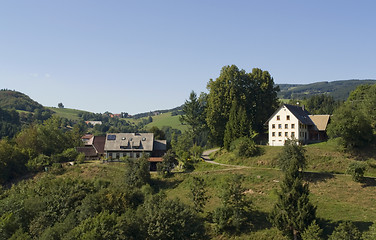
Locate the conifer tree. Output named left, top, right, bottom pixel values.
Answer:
left=270, top=142, right=316, bottom=240
left=223, top=101, right=249, bottom=150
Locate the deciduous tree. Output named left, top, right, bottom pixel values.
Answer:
left=206, top=65, right=279, bottom=146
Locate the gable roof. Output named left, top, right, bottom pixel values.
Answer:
left=104, top=133, right=154, bottom=152
left=265, top=104, right=314, bottom=125
left=308, top=115, right=331, bottom=131
left=93, top=136, right=106, bottom=154
left=284, top=104, right=315, bottom=125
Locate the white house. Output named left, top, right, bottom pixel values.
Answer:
left=266, top=104, right=330, bottom=146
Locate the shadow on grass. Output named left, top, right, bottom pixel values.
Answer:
left=252, top=210, right=273, bottom=231
left=361, top=177, right=376, bottom=188
left=303, top=172, right=335, bottom=184
left=318, top=218, right=374, bottom=239
left=150, top=177, right=184, bottom=193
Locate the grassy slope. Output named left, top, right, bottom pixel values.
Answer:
left=212, top=140, right=376, bottom=177
left=127, top=112, right=188, bottom=132
left=55, top=157, right=375, bottom=239
left=47, top=107, right=89, bottom=121
left=146, top=112, right=188, bottom=131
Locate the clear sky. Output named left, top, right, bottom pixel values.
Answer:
left=1, top=0, right=375, bottom=114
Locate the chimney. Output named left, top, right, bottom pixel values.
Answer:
left=302, top=105, right=305, bottom=111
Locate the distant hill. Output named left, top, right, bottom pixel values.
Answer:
left=0, top=89, right=46, bottom=112
left=277, top=79, right=376, bottom=100
left=131, top=105, right=183, bottom=119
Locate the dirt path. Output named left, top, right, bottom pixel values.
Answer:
left=201, top=148, right=248, bottom=169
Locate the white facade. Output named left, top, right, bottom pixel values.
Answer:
left=268, top=105, right=309, bottom=146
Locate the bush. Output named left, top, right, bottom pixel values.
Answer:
left=230, top=137, right=260, bottom=158
left=301, top=220, right=323, bottom=240
left=27, top=154, right=52, bottom=171
left=328, top=221, right=362, bottom=240
left=140, top=194, right=205, bottom=239
left=347, top=162, right=367, bottom=182
left=76, top=153, right=85, bottom=164
left=50, top=163, right=64, bottom=175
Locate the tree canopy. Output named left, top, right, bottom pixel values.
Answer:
left=206, top=65, right=279, bottom=146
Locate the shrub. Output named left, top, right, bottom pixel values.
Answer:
left=301, top=220, right=323, bottom=240
left=76, top=153, right=85, bottom=164
left=328, top=221, right=362, bottom=240
left=27, top=154, right=52, bottom=171
left=347, top=162, right=367, bottom=182
left=50, top=163, right=64, bottom=175
left=230, top=137, right=259, bottom=158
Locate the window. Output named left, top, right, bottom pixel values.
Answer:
left=278, top=124, right=282, bottom=129
left=291, top=124, right=295, bottom=129
left=272, top=124, right=275, bottom=129
left=277, top=115, right=280, bottom=120
left=286, top=115, right=290, bottom=120
left=285, top=132, right=288, bottom=137
left=291, top=132, right=295, bottom=137
left=278, top=132, right=282, bottom=137
left=285, top=124, right=288, bottom=129
left=272, top=132, right=275, bottom=137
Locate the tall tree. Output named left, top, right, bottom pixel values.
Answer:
left=206, top=65, right=279, bottom=146
left=180, top=91, right=207, bottom=145
left=270, top=142, right=316, bottom=240
left=223, top=101, right=249, bottom=150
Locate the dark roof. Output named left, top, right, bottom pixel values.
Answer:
left=153, top=140, right=167, bottom=151
left=76, top=146, right=97, bottom=157
left=93, top=136, right=105, bottom=154
left=284, top=104, right=315, bottom=125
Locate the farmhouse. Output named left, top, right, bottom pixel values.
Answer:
left=267, top=104, right=330, bottom=146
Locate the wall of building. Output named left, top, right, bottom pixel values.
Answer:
left=269, top=106, right=300, bottom=146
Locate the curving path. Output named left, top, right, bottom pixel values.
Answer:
left=201, top=148, right=245, bottom=168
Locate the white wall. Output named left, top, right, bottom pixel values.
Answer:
left=268, top=106, right=299, bottom=146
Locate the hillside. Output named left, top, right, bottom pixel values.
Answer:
left=277, top=79, right=376, bottom=100
left=144, top=112, right=188, bottom=132
left=0, top=89, right=46, bottom=112
left=1, top=142, right=375, bottom=239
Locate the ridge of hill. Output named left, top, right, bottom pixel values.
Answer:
left=0, top=89, right=46, bottom=112
left=277, top=79, right=376, bottom=100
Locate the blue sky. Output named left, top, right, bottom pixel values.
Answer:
left=1, top=0, right=375, bottom=114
